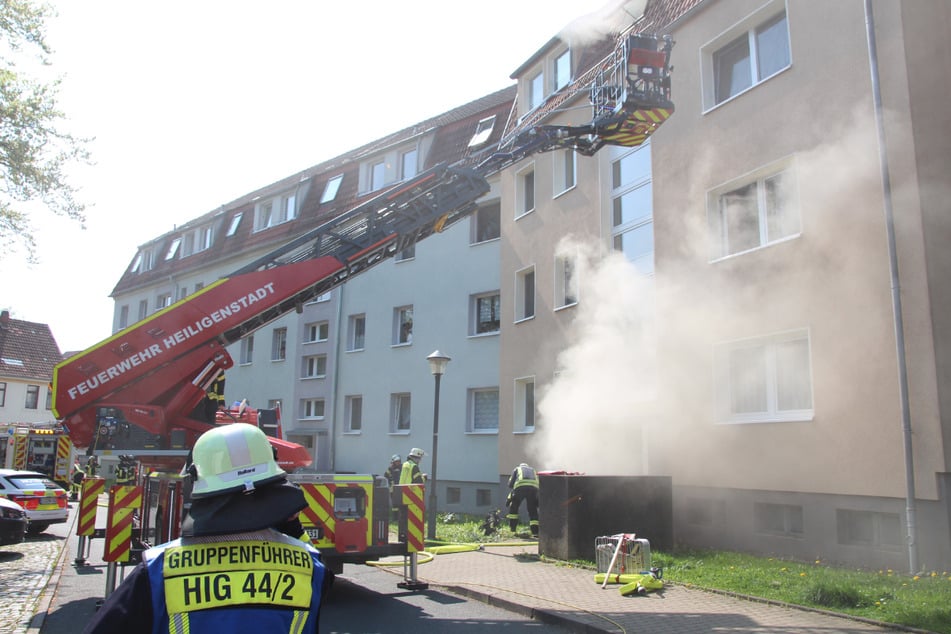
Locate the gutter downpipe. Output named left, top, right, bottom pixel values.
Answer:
left=864, top=0, right=919, bottom=574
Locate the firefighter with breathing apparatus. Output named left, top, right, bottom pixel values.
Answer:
left=506, top=462, right=540, bottom=537
left=400, top=448, right=426, bottom=485
left=82, top=423, right=332, bottom=634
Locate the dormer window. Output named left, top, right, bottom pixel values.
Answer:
left=165, top=238, right=181, bottom=260
left=468, top=116, right=497, bottom=148
left=254, top=191, right=298, bottom=232
left=528, top=71, right=544, bottom=110
left=131, top=248, right=154, bottom=274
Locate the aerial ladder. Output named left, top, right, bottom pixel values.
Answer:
left=50, top=31, right=674, bottom=473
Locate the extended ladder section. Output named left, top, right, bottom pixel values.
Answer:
left=51, top=29, right=675, bottom=467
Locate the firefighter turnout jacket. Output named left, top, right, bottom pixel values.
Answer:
left=82, top=528, right=330, bottom=634
left=399, top=459, right=423, bottom=485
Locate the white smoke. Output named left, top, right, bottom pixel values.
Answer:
left=558, top=0, right=649, bottom=48
left=529, top=237, right=655, bottom=474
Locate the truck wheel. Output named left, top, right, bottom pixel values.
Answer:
left=27, top=522, right=50, bottom=535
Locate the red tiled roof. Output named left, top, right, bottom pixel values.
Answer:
left=0, top=311, right=63, bottom=381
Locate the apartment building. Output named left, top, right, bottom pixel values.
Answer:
left=502, top=0, right=951, bottom=570
left=109, top=89, right=515, bottom=510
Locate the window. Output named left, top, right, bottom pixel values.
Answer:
left=476, top=489, right=492, bottom=507
left=255, top=199, right=274, bottom=232
left=390, top=393, right=411, bottom=432
left=302, top=354, right=327, bottom=378
left=837, top=509, right=902, bottom=548
left=554, top=149, right=576, bottom=195
left=348, top=314, right=366, bottom=351
left=165, top=238, right=181, bottom=260
left=0, top=382, right=6, bottom=407
left=471, top=292, right=501, bottom=335
left=370, top=160, right=386, bottom=192
left=468, top=388, right=499, bottom=432
left=715, top=329, right=813, bottom=424
left=281, top=194, right=297, bottom=223
left=131, top=248, right=154, bottom=274
left=401, top=149, right=418, bottom=180
left=471, top=201, right=500, bottom=243
left=119, top=305, right=129, bottom=329
left=554, top=48, right=571, bottom=91
left=271, top=327, right=287, bottom=361
left=516, top=166, right=535, bottom=217
left=138, top=300, right=148, bottom=321
left=710, top=165, right=800, bottom=259
left=515, top=267, right=535, bottom=321
left=254, top=193, right=296, bottom=231
left=528, top=71, right=543, bottom=110
left=226, top=213, right=243, bottom=236
left=178, top=287, right=187, bottom=301
left=611, top=143, right=654, bottom=275
left=25, top=384, right=39, bottom=409
left=239, top=336, right=254, bottom=364
left=705, top=7, right=790, bottom=108
left=156, top=293, right=172, bottom=311
left=468, top=115, right=496, bottom=148
left=447, top=487, right=461, bottom=504
left=306, top=321, right=329, bottom=343
left=393, top=306, right=413, bottom=345
left=755, top=502, right=803, bottom=537
left=301, top=398, right=325, bottom=419
left=45, top=388, right=52, bottom=410
left=345, top=396, right=363, bottom=432
left=514, top=377, right=535, bottom=431
left=554, top=254, right=578, bottom=308
left=197, top=225, right=213, bottom=251
left=320, top=175, right=343, bottom=203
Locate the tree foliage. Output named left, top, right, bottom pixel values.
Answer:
left=0, top=0, right=90, bottom=262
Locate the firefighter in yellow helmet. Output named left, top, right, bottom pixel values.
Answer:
left=506, top=462, right=540, bottom=537
left=400, top=447, right=426, bottom=485
left=82, top=424, right=332, bottom=634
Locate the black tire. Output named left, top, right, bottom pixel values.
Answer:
left=27, top=522, right=50, bottom=535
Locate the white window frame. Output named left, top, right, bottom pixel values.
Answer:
left=527, top=70, right=544, bottom=111
left=369, top=160, right=386, bottom=192
left=468, top=115, right=497, bottom=148
left=714, top=328, right=814, bottom=424
left=400, top=148, right=418, bottom=180
left=708, top=159, right=800, bottom=261
left=165, top=238, right=181, bottom=260
left=514, top=376, right=536, bottom=432
left=306, top=321, right=329, bottom=344
left=239, top=336, right=254, bottom=365
left=226, top=212, right=243, bottom=236
left=25, top=384, right=39, bottom=410
left=611, top=143, right=654, bottom=275
left=701, top=2, right=791, bottom=110
left=553, top=149, right=576, bottom=196
left=156, top=293, right=173, bottom=311
left=320, top=175, right=343, bottom=203
left=515, top=266, right=535, bottom=322
left=470, top=291, right=501, bottom=336
left=271, top=327, right=287, bottom=362
left=301, top=398, right=325, bottom=420
left=302, top=354, right=327, bottom=379
left=348, top=314, right=366, bottom=351
left=554, top=47, right=571, bottom=91
left=554, top=253, right=578, bottom=309
left=344, top=395, right=363, bottom=433
left=515, top=163, right=535, bottom=218
left=471, top=201, right=500, bottom=244
left=390, top=393, right=412, bottom=433
left=393, top=306, right=413, bottom=346
left=467, top=387, right=499, bottom=433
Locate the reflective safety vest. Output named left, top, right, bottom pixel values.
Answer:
left=145, top=529, right=328, bottom=634
left=400, top=460, right=423, bottom=485
left=512, top=465, right=539, bottom=489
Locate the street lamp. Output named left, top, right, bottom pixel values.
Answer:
left=426, top=350, right=451, bottom=540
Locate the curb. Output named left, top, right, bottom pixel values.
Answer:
left=25, top=503, right=79, bottom=634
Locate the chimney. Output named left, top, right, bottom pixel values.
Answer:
left=0, top=310, right=9, bottom=324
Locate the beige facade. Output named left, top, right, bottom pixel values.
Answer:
left=500, top=0, right=951, bottom=570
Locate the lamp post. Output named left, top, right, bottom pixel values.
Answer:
left=426, top=350, right=450, bottom=540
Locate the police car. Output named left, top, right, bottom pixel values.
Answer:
left=0, top=469, right=69, bottom=534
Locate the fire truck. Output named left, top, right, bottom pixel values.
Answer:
left=50, top=31, right=674, bottom=572
left=0, top=421, right=76, bottom=490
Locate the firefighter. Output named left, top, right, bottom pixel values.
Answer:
left=386, top=454, right=402, bottom=519
left=400, top=447, right=426, bottom=485
left=82, top=423, right=332, bottom=634
left=506, top=462, right=540, bottom=538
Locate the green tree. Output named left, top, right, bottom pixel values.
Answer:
left=1, top=0, right=90, bottom=262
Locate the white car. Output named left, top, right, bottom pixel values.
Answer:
left=0, top=469, right=69, bottom=534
